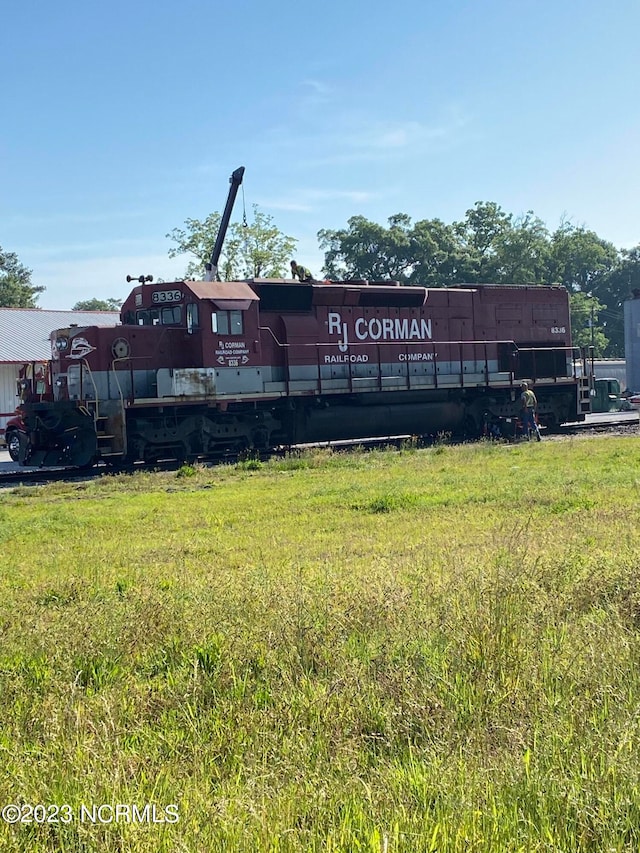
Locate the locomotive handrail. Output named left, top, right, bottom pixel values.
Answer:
left=259, top=328, right=524, bottom=353
left=109, top=358, right=129, bottom=458
left=258, top=327, right=585, bottom=393
left=260, top=324, right=292, bottom=395
left=258, top=325, right=286, bottom=346
left=79, top=358, right=100, bottom=415
left=104, top=352, right=160, bottom=406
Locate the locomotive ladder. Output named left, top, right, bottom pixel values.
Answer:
left=79, top=358, right=127, bottom=459
left=577, top=347, right=594, bottom=416
left=94, top=416, right=119, bottom=455
left=578, top=376, right=592, bottom=415
left=81, top=404, right=121, bottom=458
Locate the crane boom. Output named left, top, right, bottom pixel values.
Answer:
left=204, top=166, right=245, bottom=282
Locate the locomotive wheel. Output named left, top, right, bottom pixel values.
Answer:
left=462, top=414, right=480, bottom=438
left=65, top=428, right=98, bottom=469
left=6, top=429, right=21, bottom=462
left=543, top=414, right=561, bottom=434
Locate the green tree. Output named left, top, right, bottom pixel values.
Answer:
left=453, top=202, right=512, bottom=282
left=590, top=244, right=640, bottom=356
left=493, top=212, right=550, bottom=284
left=167, top=206, right=296, bottom=281
left=547, top=223, right=623, bottom=356
left=569, top=292, right=609, bottom=355
left=452, top=205, right=552, bottom=284
left=319, top=204, right=550, bottom=287
left=0, top=246, right=44, bottom=307
left=547, top=223, right=618, bottom=293
left=73, top=298, right=122, bottom=311
left=408, top=217, right=471, bottom=285
left=318, top=214, right=415, bottom=282
left=316, top=204, right=630, bottom=355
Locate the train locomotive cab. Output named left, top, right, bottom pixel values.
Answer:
left=119, top=278, right=263, bottom=398
left=32, top=279, right=267, bottom=466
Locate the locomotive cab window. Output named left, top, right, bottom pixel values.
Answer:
left=161, top=306, right=181, bottom=325
left=186, top=303, right=199, bottom=334
left=213, top=309, right=244, bottom=335
left=136, top=307, right=182, bottom=326
left=137, top=308, right=160, bottom=326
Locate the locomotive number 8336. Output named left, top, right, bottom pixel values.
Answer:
left=15, top=275, right=593, bottom=468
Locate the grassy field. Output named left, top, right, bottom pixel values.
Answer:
left=1, top=435, right=640, bottom=852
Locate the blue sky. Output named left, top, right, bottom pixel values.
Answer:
left=3, top=0, right=639, bottom=309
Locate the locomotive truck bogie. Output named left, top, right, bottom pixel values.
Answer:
left=17, top=278, right=592, bottom=467
left=125, top=405, right=283, bottom=463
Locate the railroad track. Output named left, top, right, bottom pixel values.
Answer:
left=0, top=459, right=181, bottom=489
left=1, top=414, right=638, bottom=488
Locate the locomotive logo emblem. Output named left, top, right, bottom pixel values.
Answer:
left=325, top=311, right=436, bottom=363
left=215, top=340, right=251, bottom=367
left=327, top=311, right=432, bottom=351
left=68, top=337, right=97, bottom=359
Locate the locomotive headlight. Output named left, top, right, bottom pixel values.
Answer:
left=55, top=337, right=69, bottom=352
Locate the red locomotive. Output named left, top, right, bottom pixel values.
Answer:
left=15, top=169, right=593, bottom=468
left=15, top=276, right=592, bottom=467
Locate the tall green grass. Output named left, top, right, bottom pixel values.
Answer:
left=1, top=436, right=640, bottom=851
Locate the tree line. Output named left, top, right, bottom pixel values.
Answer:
left=2, top=201, right=639, bottom=357
left=318, top=204, right=640, bottom=357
